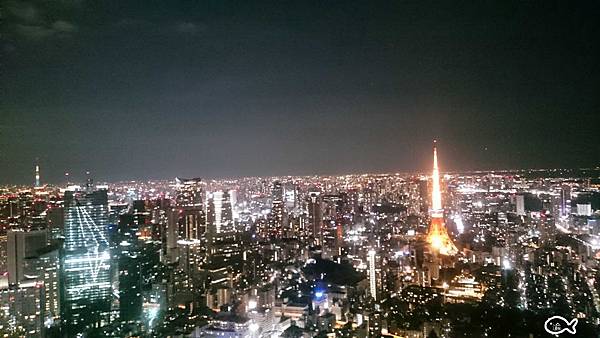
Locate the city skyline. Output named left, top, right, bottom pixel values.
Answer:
left=1, top=2, right=600, bottom=337
left=7, top=154, right=600, bottom=187
left=2, top=1, right=599, bottom=184
left=2, top=138, right=600, bottom=337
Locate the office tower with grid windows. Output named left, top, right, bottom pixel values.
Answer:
left=61, top=185, right=113, bottom=335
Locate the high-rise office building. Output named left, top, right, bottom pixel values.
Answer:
left=368, top=250, right=377, bottom=301
left=165, top=207, right=180, bottom=264
left=537, top=214, right=556, bottom=246
left=175, top=177, right=204, bottom=208
left=7, top=229, right=48, bottom=285
left=516, top=194, right=526, bottom=216
left=180, top=208, right=205, bottom=241
left=7, top=191, right=46, bottom=230
left=61, top=186, right=113, bottom=335
left=207, top=191, right=233, bottom=236
left=117, top=213, right=143, bottom=322
left=418, top=179, right=429, bottom=213
left=22, top=244, right=61, bottom=323
left=560, top=184, right=571, bottom=218
left=0, top=278, right=45, bottom=337
left=175, top=178, right=205, bottom=241
left=307, top=192, right=322, bottom=246
left=0, top=233, right=7, bottom=274
left=46, top=206, right=65, bottom=239
left=7, top=229, right=61, bottom=324
left=271, top=181, right=284, bottom=237
left=284, top=183, right=297, bottom=209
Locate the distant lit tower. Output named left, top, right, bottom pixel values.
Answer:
left=35, top=164, right=40, bottom=187
left=61, top=185, right=113, bottom=335
left=425, top=142, right=458, bottom=255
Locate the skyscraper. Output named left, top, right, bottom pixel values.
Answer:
left=117, top=213, right=143, bottom=322
left=425, top=143, right=458, bottom=256
left=7, top=229, right=48, bottom=285
left=30, top=246, right=61, bottom=324
left=6, top=228, right=61, bottom=326
left=307, top=191, right=323, bottom=246
left=164, top=178, right=206, bottom=270
left=271, top=181, right=284, bottom=237
left=61, top=186, right=113, bottom=335
left=0, top=279, right=45, bottom=337
left=559, top=184, right=571, bottom=218
left=165, top=207, right=180, bottom=264
left=174, top=178, right=206, bottom=240
left=207, top=191, right=233, bottom=236
left=175, top=177, right=204, bottom=208
left=516, top=194, right=526, bottom=216
left=368, top=249, right=377, bottom=301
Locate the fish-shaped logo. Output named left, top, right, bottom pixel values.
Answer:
left=544, top=316, right=578, bottom=336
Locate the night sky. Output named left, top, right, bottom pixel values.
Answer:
left=1, top=1, right=599, bottom=184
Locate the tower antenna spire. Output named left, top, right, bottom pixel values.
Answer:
left=426, top=141, right=458, bottom=255
left=34, top=160, right=40, bottom=188
left=431, top=141, right=442, bottom=213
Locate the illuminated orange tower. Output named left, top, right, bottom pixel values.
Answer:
left=426, top=142, right=458, bottom=255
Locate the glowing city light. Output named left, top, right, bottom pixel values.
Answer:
left=426, top=144, right=458, bottom=256
left=454, top=214, right=465, bottom=234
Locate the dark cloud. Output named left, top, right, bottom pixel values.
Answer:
left=114, top=18, right=149, bottom=28
left=13, top=21, right=77, bottom=39
left=175, top=22, right=205, bottom=35
left=6, top=1, right=39, bottom=23
left=13, top=24, right=54, bottom=39
left=6, top=1, right=78, bottom=40
left=52, top=20, right=77, bottom=33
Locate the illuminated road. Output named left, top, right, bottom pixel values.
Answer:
left=587, top=278, right=600, bottom=314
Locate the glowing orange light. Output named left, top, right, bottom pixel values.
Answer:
left=426, top=144, right=458, bottom=256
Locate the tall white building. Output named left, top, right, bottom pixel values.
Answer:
left=516, top=194, right=526, bottom=216
left=207, top=191, right=234, bottom=235
left=368, top=250, right=377, bottom=301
